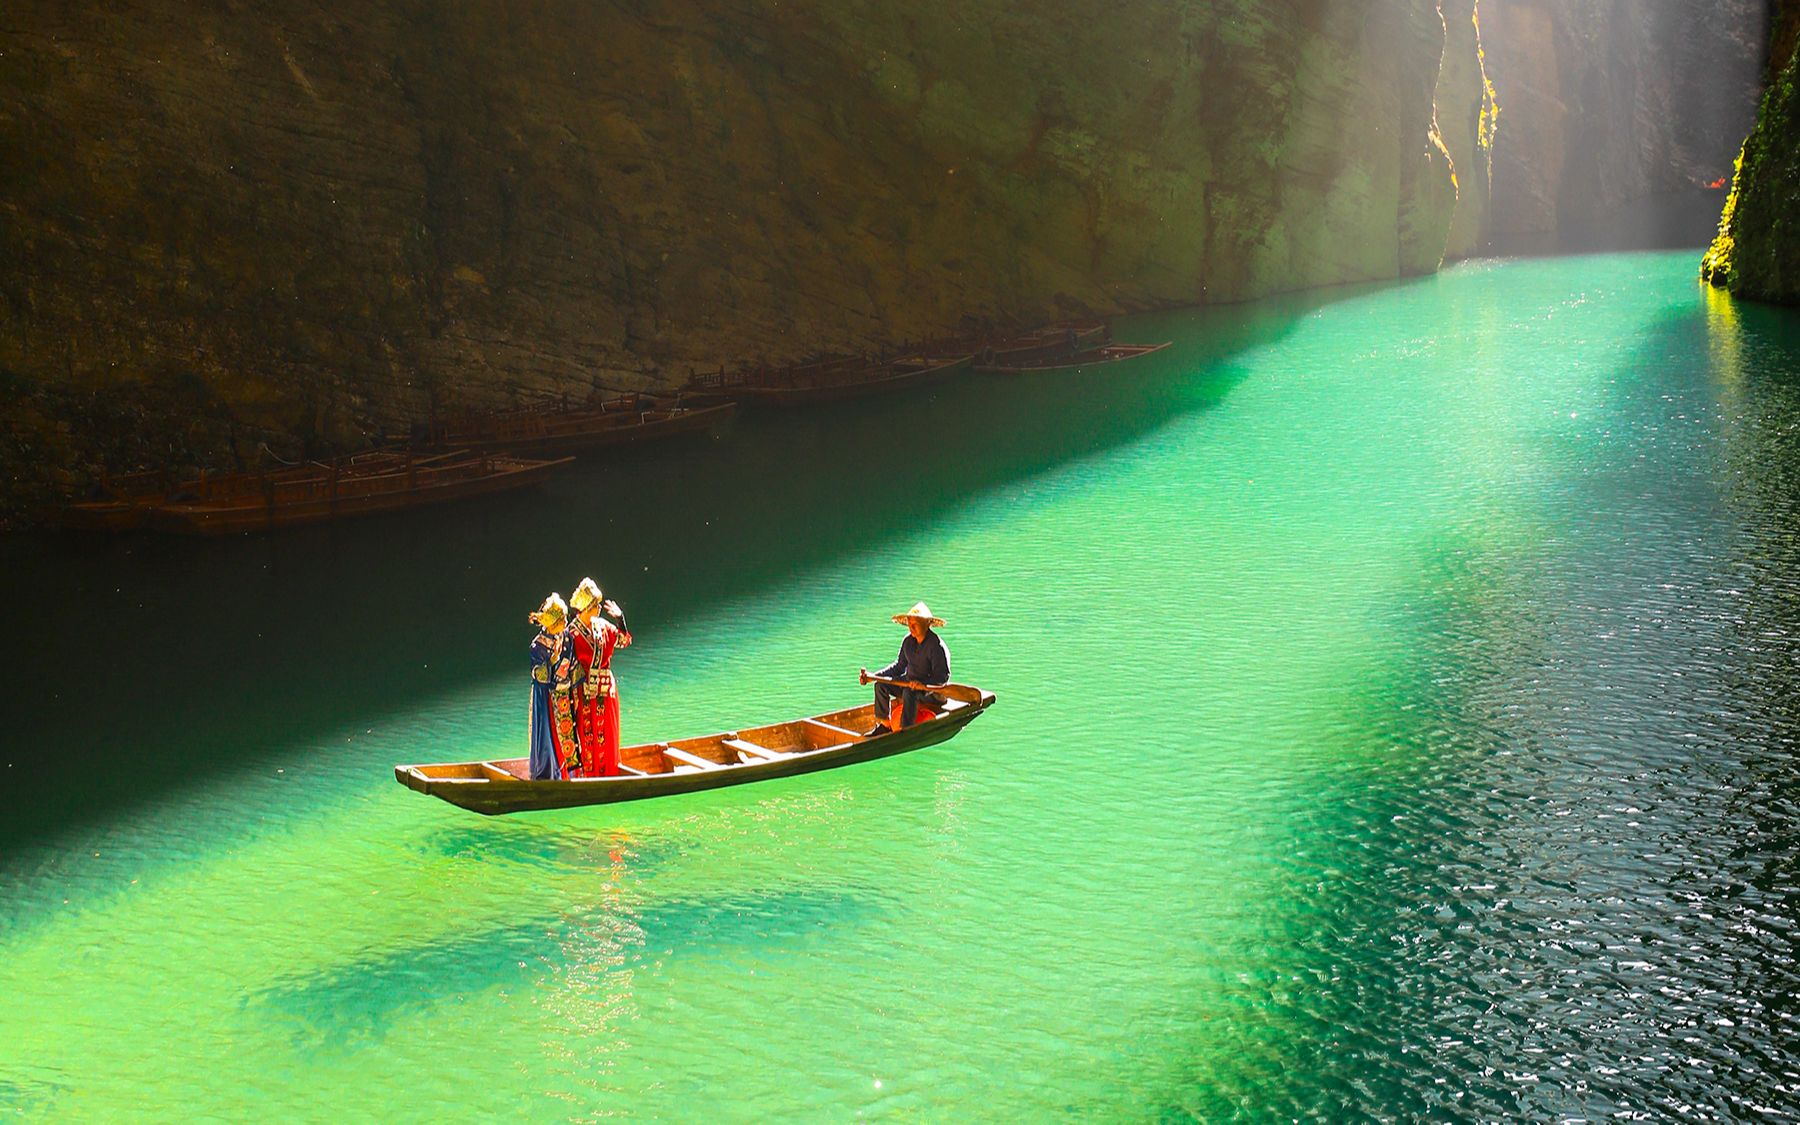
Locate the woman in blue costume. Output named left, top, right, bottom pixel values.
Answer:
left=527, top=594, right=574, bottom=781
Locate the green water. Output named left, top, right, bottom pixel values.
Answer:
left=6, top=252, right=1800, bottom=1119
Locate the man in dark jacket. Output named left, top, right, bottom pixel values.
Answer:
left=859, top=601, right=950, bottom=736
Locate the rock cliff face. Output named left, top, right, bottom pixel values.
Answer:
left=2, top=0, right=1486, bottom=506
left=1704, top=0, right=1800, bottom=303
left=1478, top=0, right=1766, bottom=250
left=0, top=0, right=1771, bottom=512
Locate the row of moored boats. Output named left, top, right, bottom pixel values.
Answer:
left=59, top=319, right=1170, bottom=535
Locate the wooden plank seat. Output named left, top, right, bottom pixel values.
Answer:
left=804, top=719, right=862, bottom=740
left=662, top=746, right=723, bottom=771
left=724, top=737, right=790, bottom=762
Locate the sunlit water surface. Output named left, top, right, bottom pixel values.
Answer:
left=4, top=252, right=1800, bottom=1119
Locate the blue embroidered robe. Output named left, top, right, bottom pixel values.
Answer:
left=529, top=632, right=566, bottom=780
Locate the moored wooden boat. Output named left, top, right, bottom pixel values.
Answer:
left=976, top=321, right=1111, bottom=367
left=54, top=495, right=159, bottom=532
left=52, top=469, right=176, bottom=531
left=422, top=396, right=736, bottom=456
left=395, top=684, right=996, bottom=815
left=975, top=340, right=1172, bottom=374
left=690, top=353, right=975, bottom=407
left=145, top=452, right=572, bottom=536
left=52, top=452, right=441, bottom=532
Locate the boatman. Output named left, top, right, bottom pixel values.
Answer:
left=859, top=601, right=950, bottom=736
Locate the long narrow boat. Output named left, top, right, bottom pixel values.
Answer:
left=145, top=452, right=572, bottom=535
left=395, top=684, right=996, bottom=815
left=692, top=353, right=975, bottom=407
left=54, top=489, right=164, bottom=532
left=52, top=451, right=450, bottom=532
left=975, top=341, right=1172, bottom=374
left=977, top=321, right=1111, bottom=367
left=423, top=397, right=736, bottom=456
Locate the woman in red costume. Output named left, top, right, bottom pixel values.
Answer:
left=566, top=577, right=633, bottom=777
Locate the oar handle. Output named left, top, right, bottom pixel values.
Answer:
left=868, top=676, right=931, bottom=693
left=864, top=676, right=983, bottom=703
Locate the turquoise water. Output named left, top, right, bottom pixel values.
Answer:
left=5, top=252, right=1800, bottom=1118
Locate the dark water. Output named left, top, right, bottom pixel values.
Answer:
left=3, top=252, right=1800, bottom=1118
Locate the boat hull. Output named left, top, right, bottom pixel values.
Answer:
left=147, top=456, right=572, bottom=535
left=433, top=402, right=737, bottom=457
left=975, top=341, right=1171, bottom=374
left=978, top=322, right=1110, bottom=366
left=395, top=688, right=995, bottom=815
left=705, top=354, right=974, bottom=407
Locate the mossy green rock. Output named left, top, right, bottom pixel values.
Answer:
left=1704, top=1, right=1800, bottom=303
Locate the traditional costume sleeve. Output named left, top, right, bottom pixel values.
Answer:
left=552, top=633, right=571, bottom=683
left=530, top=634, right=553, bottom=681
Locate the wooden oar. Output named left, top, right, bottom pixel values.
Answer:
left=863, top=676, right=985, bottom=704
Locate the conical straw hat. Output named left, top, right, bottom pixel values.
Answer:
left=569, top=577, right=603, bottom=613
left=891, top=601, right=944, bottom=628
left=530, top=592, right=568, bottom=629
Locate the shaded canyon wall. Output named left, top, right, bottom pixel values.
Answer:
left=1, top=0, right=1483, bottom=507
left=0, top=0, right=1771, bottom=511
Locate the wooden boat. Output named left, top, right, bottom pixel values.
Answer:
left=144, top=452, right=572, bottom=536
left=52, top=452, right=433, bottom=532
left=55, top=488, right=164, bottom=532
left=395, top=684, right=997, bottom=815
left=975, top=341, right=1172, bottom=374
left=422, top=395, right=736, bottom=456
left=977, top=321, right=1111, bottom=367
left=690, top=353, right=975, bottom=407
left=53, top=468, right=181, bottom=530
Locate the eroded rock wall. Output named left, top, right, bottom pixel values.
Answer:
left=2, top=0, right=1485, bottom=506
left=1478, top=0, right=1767, bottom=247
left=1438, top=0, right=1499, bottom=260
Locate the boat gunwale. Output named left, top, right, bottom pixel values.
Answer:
left=974, top=340, right=1172, bottom=374
left=145, top=455, right=573, bottom=534
left=427, top=401, right=737, bottom=454
left=706, top=353, right=975, bottom=404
